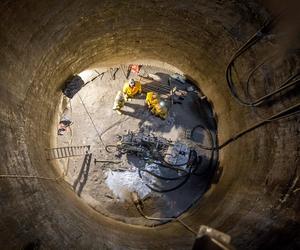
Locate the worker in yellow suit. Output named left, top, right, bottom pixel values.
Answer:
left=123, top=78, right=142, bottom=101
left=152, top=102, right=168, bottom=119
left=146, top=92, right=168, bottom=119
left=146, top=92, right=159, bottom=108
left=112, top=91, right=125, bottom=115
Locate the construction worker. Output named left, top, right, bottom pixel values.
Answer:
left=146, top=91, right=159, bottom=108
left=112, top=91, right=125, bottom=115
left=57, top=116, right=72, bottom=135
left=151, top=101, right=168, bottom=119
left=123, top=78, right=142, bottom=101
left=146, top=92, right=168, bottom=119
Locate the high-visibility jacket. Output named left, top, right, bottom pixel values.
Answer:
left=123, top=81, right=142, bottom=97
left=113, top=91, right=125, bottom=110
left=146, top=92, right=159, bottom=107
left=151, top=103, right=167, bottom=119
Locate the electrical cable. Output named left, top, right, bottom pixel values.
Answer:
left=196, top=102, right=300, bottom=151
left=149, top=161, right=190, bottom=174
left=0, top=96, right=97, bottom=183
left=139, top=168, right=188, bottom=181
left=190, top=124, right=218, bottom=177
left=0, top=153, right=78, bottom=182
left=150, top=147, right=197, bottom=173
left=78, top=94, right=105, bottom=147
left=138, top=161, right=193, bottom=193
left=99, top=117, right=130, bottom=144
left=140, top=170, right=190, bottom=193
left=225, top=12, right=289, bottom=107
left=243, top=74, right=300, bottom=107
left=245, top=52, right=300, bottom=90
left=0, top=174, right=63, bottom=181
left=105, top=144, right=119, bottom=153
left=244, top=49, right=300, bottom=103
left=132, top=200, right=197, bottom=236
left=64, top=97, right=74, bottom=177
left=219, top=103, right=300, bottom=149
left=94, top=160, right=122, bottom=164
left=135, top=147, right=206, bottom=192
left=82, top=70, right=105, bottom=87
left=161, top=153, right=191, bottom=167
left=1, top=99, right=75, bottom=182
left=246, top=72, right=300, bottom=121
left=104, top=131, right=212, bottom=192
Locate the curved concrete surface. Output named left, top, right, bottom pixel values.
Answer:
left=0, top=0, right=299, bottom=249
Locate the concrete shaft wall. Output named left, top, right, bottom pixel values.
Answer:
left=0, top=0, right=299, bottom=249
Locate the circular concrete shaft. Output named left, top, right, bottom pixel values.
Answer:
left=56, top=65, right=217, bottom=226
left=0, top=0, right=299, bottom=249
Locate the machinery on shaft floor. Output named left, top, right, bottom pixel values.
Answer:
left=106, top=131, right=202, bottom=193
left=109, top=131, right=191, bottom=168
left=116, top=131, right=169, bottom=160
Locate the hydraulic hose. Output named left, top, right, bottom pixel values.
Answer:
left=162, top=153, right=192, bottom=167
left=105, top=144, right=118, bottom=153
left=243, top=73, right=300, bottom=107
left=190, top=124, right=217, bottom=176
left=225, top=13, right=286, bottom=107
left=139, top=168, right=188, bottom=181
left=131, top=192, right=197, bottom=235
left=151, top=161, right=190, bottom=174
left=138, top=152, right=199, bottom=193
left=246, top=72, right=300, bottom=121
left=199, top=102, right=300, bottom=150
left=139, top=167, right=192, bottom=193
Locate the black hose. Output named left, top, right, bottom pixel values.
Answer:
left=244, top=74, right=300, bottom=107
left=139, top=168, right=188, bottom=181
left=191, top=124, right=216, bottom=151
left=138, top=149, right=200, bottom=193
left=161, top=153, right=191, bottom=167
left=152, top=161, right=190, bottom=174
left=139, top=167, right=192, bottom=193
left=191, top=102, right=300, bottom=151
left=105, top=144, right=118, bottom=153
left=190, top=124, right=217, bottom=176
left=99, top=117, right=129, bottom=143
left=246, top=72, right=300, bottom=120
left=225, top=13, right=286, bottom=107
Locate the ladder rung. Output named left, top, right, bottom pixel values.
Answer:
left=59, top=148, right=63, bottom=158
left=57, top=148, right=61, bottom=158
left=63, top=147, right=67, bottom=157
left=45, top=145, right=90, bottom=160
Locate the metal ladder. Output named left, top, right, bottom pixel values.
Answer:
left=45, top=145, right=91, bottom=160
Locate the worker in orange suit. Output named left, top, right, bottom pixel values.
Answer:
left=123, top=78, right=142, bottom=101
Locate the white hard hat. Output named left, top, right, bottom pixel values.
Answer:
left=129, top=79, right=135, bottom=87
left=160, top=101, right=166, bottom=107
